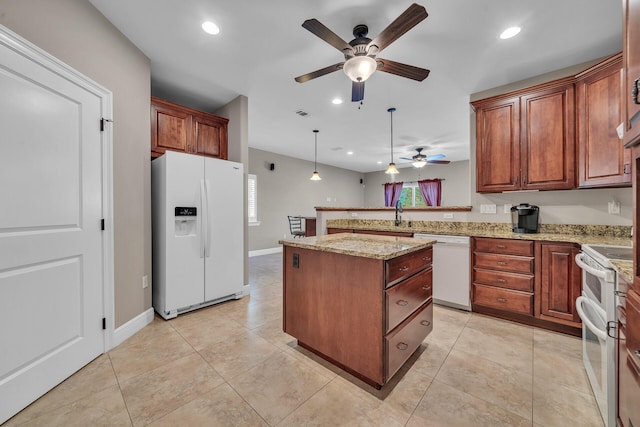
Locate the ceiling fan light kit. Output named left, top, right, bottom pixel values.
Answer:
left=294, top=3, right=430, bottom=102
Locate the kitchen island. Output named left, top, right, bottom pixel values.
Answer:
left=281, top=233, right=435, bottom=388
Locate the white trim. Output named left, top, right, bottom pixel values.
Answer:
left=249, top=247, right=282, bottom=257
left=112, top=308, right=155, bottom=348
left=0, top=25, right=115, bottom=352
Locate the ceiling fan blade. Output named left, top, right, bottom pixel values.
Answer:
left=427, top=160, right=450, bottom=164
left=426, top=154, right=446, bottom=160
left=302, top=19, right=355, bottom=55
left=352, top=81, right=365, bottom=102
left=377, top=58, right=430, bottom=81
left=367, top=3, right=428, bottom=54
left=399, top=157, right=413, bottom=161
left=295, top=62, right=344, bottom=83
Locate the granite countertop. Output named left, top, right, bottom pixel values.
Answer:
left=279, top=233, right=436, bottom=260
left=326, top=219, right=633, bottom=247
left=611, top=260, right=634, bottom=284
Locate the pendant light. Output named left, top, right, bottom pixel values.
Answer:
left=310, top=129, right=321, bottom=181
left=385, top=107, right=399, bottom=175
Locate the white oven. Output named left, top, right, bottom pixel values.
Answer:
left=575, top=244, right=632, bottom=427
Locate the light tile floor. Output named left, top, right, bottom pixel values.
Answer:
left=5, top=253, right=604, bottom=426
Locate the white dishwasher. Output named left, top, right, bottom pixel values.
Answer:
left=414, top=234, right=471, bottom=311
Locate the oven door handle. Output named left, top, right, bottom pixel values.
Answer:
left=574, top=253, right=610, bottom=280
left=575, top=296, right=608, bottom=341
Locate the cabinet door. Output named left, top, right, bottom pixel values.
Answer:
left=623, top=0, right=640, bottom=146
left=536, top=242, right=582, bottom=326
left=577, top=55, right=630, bottom=187
left=192, top=112, right=228, bottom=159
left=521, top=84, right=575, bottom=190
left=475, top=97, right=520, bottom=192
left=151, top=99, right=191, bottom=156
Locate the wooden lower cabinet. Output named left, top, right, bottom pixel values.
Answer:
left=535, top=242, right=582, bottom=327
left=471, top=237, right=581, bottom=335
left=283, top=245, right=433, bottom=388
left=618, top=300, right=640, bottom=427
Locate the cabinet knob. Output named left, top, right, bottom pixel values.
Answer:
left=396, top=299, right=409, bottom=306
left=396, top=342, right=409, bottom=351
left=496, top=297, right=507, bottom=303
left=399, top=266, right=409, bottom=272
left=420, top=320, right=431, bottom=327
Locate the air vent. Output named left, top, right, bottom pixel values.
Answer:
left=330, top=147, right=343, bottom=151
left=295, top=109, right=310, bottom=117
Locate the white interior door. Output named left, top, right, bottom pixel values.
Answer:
left=0, top=29, right=105, bottom=423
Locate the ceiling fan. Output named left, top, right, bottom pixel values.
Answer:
left=400, top=147, right=450, bottom=168
left=294, top=3, right=430, bottom=102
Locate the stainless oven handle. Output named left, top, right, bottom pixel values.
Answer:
left=574, top=253, right=608, bottom=280
left=576, top=296, right=608, bottom=341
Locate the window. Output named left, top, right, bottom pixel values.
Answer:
left=399, top=183, right=426, bottom=207
left=248, top=174, right=259, bottom=225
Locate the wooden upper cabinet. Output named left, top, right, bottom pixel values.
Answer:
left=151, top=97, right=228, bottom=159
left=576, top=54, right=630, bottom=188
left=473, top=80, right=575, bottom=193
left=475, top=97, right=520, bottom=192
left=624, top=0, right=640, bottom=147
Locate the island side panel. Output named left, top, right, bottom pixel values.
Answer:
left=283, top=246, right=385, bottom=384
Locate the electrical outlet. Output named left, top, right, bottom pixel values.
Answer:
left=443, top=213, right=454, bottom=219
left=142, top=275, right=149, bottom=289
left=504, top=204, right=512, bottom=214
left=608, top=201, right=621, bottom=214
left=351, top=212, right=358, bottom=217
left=480, top=204, right=497, bottom=214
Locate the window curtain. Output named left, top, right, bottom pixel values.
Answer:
left=418, top=179, right=442, bottom=206
left=384, top=182, right=404, bottom=207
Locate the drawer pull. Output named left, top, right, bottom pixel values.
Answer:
left=496, top=297, right=507, bottom=303
left=422, top=256, right=432, bottom=262
left=496, top=245, right=507, bottom=249
left=396, top=299, right=409, bottom=306
left=396, top=342, right=409, bottom=351
left=420, top=320, right=431, bottom=327
left=633, top=77, right=640, bottom=105
left=636, top=350, right=640, bottom=358
left=496, top=261, right=508, bottom=266
left=399, top=266, right=409, bottom=272
left=496, top=278, right=507, bottom=283
left=422, top=285, right=432, bottom=292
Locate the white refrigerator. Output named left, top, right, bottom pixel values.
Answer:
left=152, top=150, right=246, bottom=319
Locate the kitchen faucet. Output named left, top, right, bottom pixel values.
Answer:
left=395, top=200, right=403, bottom=226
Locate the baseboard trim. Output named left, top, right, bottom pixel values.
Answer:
left=112, top=308, right=154, bottom=348
left=248, top=247, right=282, bottom=257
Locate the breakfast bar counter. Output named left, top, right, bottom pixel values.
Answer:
left=280, top=233, right=435, bottom=388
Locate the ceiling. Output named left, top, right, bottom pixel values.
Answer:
left=89, top=0, right=622, bottom=173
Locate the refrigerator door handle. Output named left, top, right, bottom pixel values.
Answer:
left=200, top=179, right=208, bottom=258
left=203, top=179, right=211, bottom=258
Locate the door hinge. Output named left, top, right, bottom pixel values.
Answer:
left=101, top=219, right=105, bottom=230
left=624, top=164, right=631, bottom=174
left=102, top=317, right=106, bottom=330
left=100, top=118, right=113, bottom=132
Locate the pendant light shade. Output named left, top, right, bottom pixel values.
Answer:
left=385, top=107, right=399, bottom=175
left=310, top=129, right=321, bottom=181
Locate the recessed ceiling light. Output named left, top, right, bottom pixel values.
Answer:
left=500, top=26, right=521, bottom=39
left=377, top=161, right=383, bottom=164
left=347, top=151, right=354, bottom=155
left=332, top=98, right=343, bottom=105
left=202, top=21, right=220, bottom=35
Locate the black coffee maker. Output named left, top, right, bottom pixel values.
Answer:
left=510, top=203, right=539, bottom=234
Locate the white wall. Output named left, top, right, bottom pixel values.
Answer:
left=248, top=148, right=364, bottom=251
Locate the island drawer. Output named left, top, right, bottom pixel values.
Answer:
left=473, top=253, right=534, bottom=274
left=385, top=300, right=433, bottom=381
left=386, top=268, right=432, bottom=332
left=474, top=238, right=534, bottom=256
left=473, top=268, right=534, bottom=292
left=472, top=284, right=533, bottom=315
left=386, top=247, right=433, bottom=286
